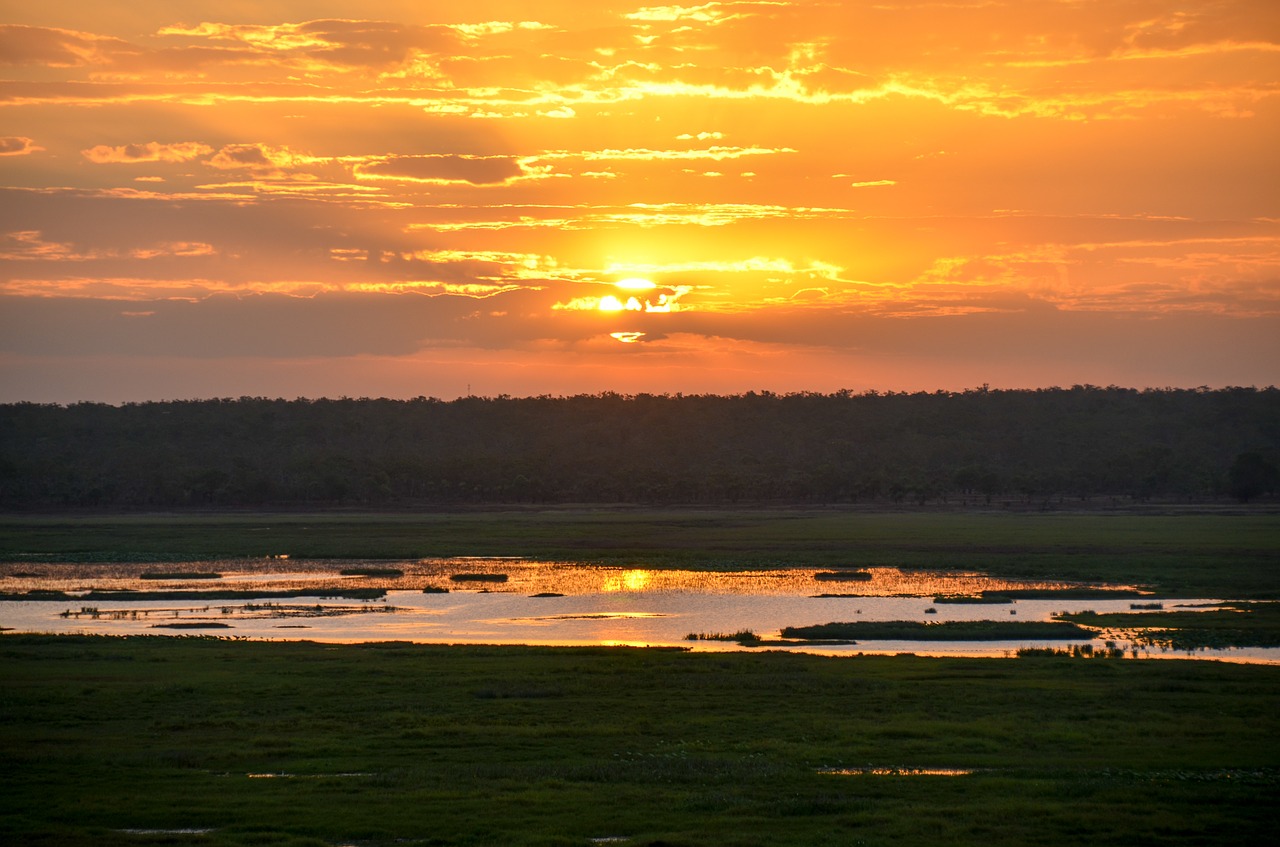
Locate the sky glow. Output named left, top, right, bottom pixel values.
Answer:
left=1, top=0, right=1277, bottom=401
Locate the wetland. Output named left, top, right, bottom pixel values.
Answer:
left=2, top=556, right=1274, bottom=660
left=2, top=507, right=1278, bottom=845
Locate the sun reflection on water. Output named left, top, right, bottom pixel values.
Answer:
left=602, top=569, right=653, bottom=592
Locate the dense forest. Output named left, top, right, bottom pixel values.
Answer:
left=2, top=387, right=1278, bottom=509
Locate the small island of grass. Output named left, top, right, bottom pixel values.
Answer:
left=140, top=571, right=221, bottom=580
left=339, top=567, right=405, bottom=578
left=814, top=570, right=873, bottom=581
left=780, top=620, right=1096, bottom=642
left=933, top=594, right=1015, bottom=604
left=933, top=588, right=1147, bottom=604
left=685, top=630, right=763, bottom=646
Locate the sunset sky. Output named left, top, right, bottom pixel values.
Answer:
left=2, top=0, right=1277, bottom=402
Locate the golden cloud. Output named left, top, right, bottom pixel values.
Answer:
left=0, top=24, right=140, bottom=68
left=416, top=202, right=846, bottom=232
left=81, top=141, right=213, bottom=164
left=0, top=136, right=43, bottom=156
left=355, top=154, right=526, bottom=185
left=156, top=19, right=462, bottom=71
left=0, top=230, right=217, bottom=263
left=204, top=143, right=312, bottom=170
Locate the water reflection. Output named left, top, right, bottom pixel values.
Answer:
left=2, top=558, right=1275, bottom=664
left=0, top=558, right=1133, bottom=598
left=602, top=570, right=653, bottom=593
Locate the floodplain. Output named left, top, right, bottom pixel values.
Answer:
left=2, top=507, right=1277, bottom=845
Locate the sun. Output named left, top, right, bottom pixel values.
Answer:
left=599, top=277, right=663, bottom=312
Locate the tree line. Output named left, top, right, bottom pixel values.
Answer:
left=2, top=386, right=1277, bottom=509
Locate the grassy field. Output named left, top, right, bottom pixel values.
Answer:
left=2, top=634, right=1277, bottom=847
left=2, top=507, right=1278, bottom=597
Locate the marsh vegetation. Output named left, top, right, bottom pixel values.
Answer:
left=1, top=635, right=1275, bottom=846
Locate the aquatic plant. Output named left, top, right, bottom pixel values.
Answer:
left=933, top=594, right=1014, bottom=604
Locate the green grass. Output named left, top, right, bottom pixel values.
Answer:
left=2, top=507, right=1278, bottom=597
left=1, top=634, right=1277, bottom=846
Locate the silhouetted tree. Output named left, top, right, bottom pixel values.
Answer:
left=1, top=387, right=1276, bottom=508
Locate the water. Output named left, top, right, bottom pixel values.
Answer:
left=2, top=558, right=1275, bottom=663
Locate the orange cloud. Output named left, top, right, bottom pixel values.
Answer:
left=0, top=230, right=217, bottom=264
left=154, top=19, right=463, bottom=72
left=0, top=136, right=42, bottom=156
left=81, top=141, right=213, bottom=164
left=0, top=25, right=139, bottom=67
left=204, top=143, right=313, bottom=170
left=539, top=144, right=796, bottom=162
left=624, top=2, right=785, bottom=25
left=355, top=154, right=526, bottom=185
